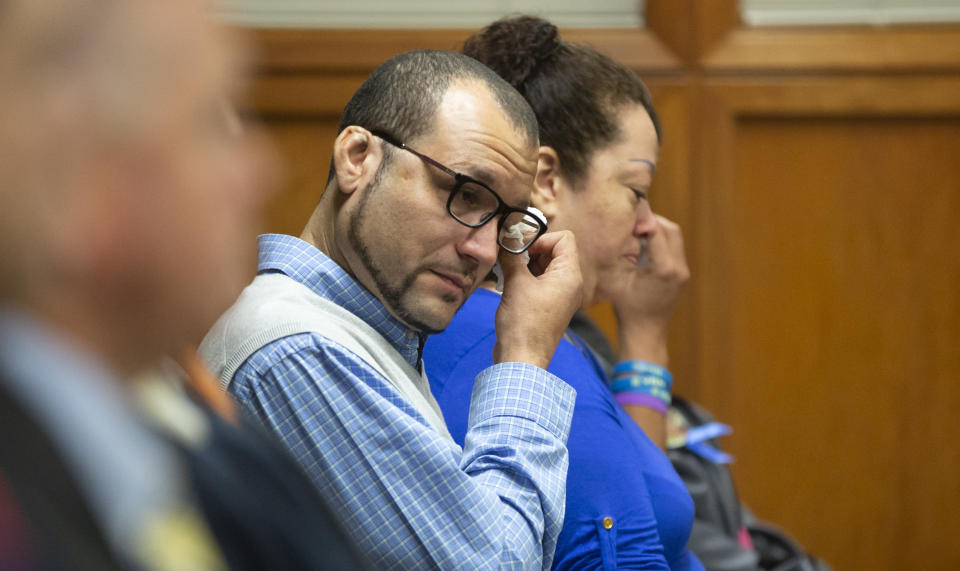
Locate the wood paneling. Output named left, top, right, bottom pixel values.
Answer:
left=242, top=6, right=960, bottom=567
left=645, top=0, right=739, bottom=65
left=261, top=119, right=340, bottom=236
left=715, top=118, right=957, bottom=570
left=250, top=27, right=681, bottom=74
left=694, top=76, right=960, bottom=571
left=704, top=25, right=960, bottom=72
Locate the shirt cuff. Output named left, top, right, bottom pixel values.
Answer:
left=469, top=362, right=577, bottom=443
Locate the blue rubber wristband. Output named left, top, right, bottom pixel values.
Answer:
left=613, top=360, right=673, bottom=386
left=609, top=375, right=672, bottom=404
left=609, top=375, right=669, bottom=394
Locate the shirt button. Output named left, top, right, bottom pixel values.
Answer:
left=405, top=330, right=416, bottom=340
left=602, top=516, right=613, bottom=530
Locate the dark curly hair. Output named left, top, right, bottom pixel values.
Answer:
left=463, top=16, right=661, bottom=186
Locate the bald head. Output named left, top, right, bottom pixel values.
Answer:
left=0, top=0, right=272, bottom=373
left=0, top=0, right=243, bottom=142
left=328, top=49, right=539, bottom=183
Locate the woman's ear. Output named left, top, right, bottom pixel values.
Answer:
left=533, top=146, right=562, bottom=221
left=332, top=126, right=381, bottom=195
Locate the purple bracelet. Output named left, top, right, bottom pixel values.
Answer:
left=614, top=392, right=669, bottom=414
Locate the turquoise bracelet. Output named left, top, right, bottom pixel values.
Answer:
left=609, top=374, right=669, bottom=394
left=610, top=375, right=672, bottom=403
left=609, top=360, right=673, bottom=409
left=613, top=360, right=673, bottom=385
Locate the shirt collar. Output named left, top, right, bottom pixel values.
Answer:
left=256, top=234, right=425, bottom=367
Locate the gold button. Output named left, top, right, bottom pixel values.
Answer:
left=602, top=516, right=613, bottom=530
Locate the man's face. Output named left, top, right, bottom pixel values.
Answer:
left=115, top=2, right=275, bottom=349
left=0, top=0, right=274, bottom=366
left=339, top=82, right=537, bottom=332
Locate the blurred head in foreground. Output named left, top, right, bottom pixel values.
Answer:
left=0, top=0, right=275, bottom=375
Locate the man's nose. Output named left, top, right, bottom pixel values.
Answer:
left=456, top=218, right=500, bottom=271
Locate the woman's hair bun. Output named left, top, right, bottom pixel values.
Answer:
left=462, top=15, right=560, bottom=91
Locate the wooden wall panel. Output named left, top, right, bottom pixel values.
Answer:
left=695, top=78, right=960, bottom=571
left=251, top=27, right=681, bottom=73
left=737, top=118, right=959, bottom=570
left=704, top=26, right=960, bottom=72
left=261, top=119, right=340, bottom=236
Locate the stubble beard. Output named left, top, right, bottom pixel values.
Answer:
left=346, top=177, right=459, bottom=334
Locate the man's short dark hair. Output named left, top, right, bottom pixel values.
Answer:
left=327, top=49, right=538, bottom=183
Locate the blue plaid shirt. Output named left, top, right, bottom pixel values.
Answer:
left=228, top=234, right=576, bottom=569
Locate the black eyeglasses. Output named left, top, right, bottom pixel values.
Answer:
left=370, top=130, right=547, bottom=254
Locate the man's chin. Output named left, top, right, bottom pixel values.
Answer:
left=396, top=313, right=449, bottom=336
left=394, top=296, right=465, bottom=335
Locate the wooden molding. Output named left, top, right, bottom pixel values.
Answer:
left=703, top=75, right=960, bottom=115
left=703, top=25, right=960, bottom=73
left=243, top=16, right=960, bottom=79
left=247, top=28, right=469, bottom=72
left=554, top=28, right=683, bottom=73
left=645, top=0, right=740, bottom=65
left=245, top=26, right=685, bottom=117
left=247, top=27, right=681, bottom=75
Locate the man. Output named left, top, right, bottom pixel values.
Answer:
left=0, top=1, right=366, bottom=568
left=201, top=50, right=584, bottom=569
left=0, top=0, right=254, bottom=567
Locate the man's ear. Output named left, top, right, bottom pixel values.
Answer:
left=533, top=146, right=562, bottom=222
left=332, top=126, right=382, bottom=195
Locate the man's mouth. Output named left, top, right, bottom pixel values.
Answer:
left=430, top=269, right=471, bottom=293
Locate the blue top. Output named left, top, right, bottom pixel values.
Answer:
left=224, top=234, right=577, bottom=569
left=425, top=289, right=704, bottom=570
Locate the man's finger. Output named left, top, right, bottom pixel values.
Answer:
left=522, top=231, right=562, bottom=277
left=533, top=230, right=579, bottom=277
left=497, top=245, right=529, bottom=281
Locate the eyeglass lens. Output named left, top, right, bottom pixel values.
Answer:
left=499, top=211, right=543, bottom=253
left=447, top=180, right=500, bottom=226
left=447, top=180, right=542, bottom=253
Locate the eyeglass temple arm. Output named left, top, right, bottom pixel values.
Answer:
left=369, top=129, right=461, bottom=180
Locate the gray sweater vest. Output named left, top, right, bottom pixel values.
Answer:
left=199, top=273, right=452, bottom=440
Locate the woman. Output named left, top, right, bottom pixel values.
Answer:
left=423, top=16, right=700, bottom=570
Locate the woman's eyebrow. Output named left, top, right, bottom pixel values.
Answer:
left=628, top=157, right=656, bottom=174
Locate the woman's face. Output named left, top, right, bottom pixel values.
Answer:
left=544, top=103, right=659, bottom=305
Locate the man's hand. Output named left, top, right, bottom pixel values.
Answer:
left=493, top=230, right=583, bottom=370
left=612, top=215, right=690, bottom=366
